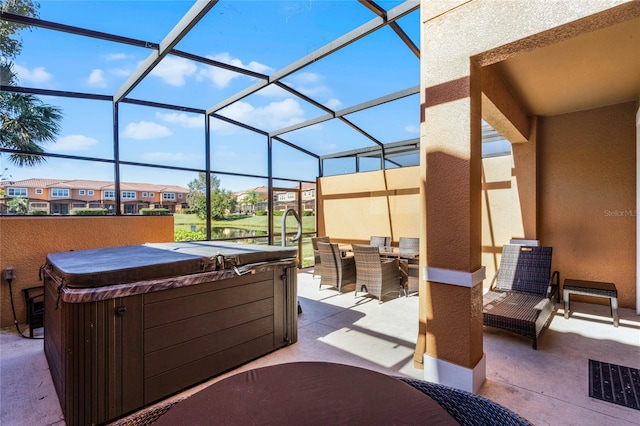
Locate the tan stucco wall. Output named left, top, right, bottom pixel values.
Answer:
left=420, top=0, right=635, bottom=375
left=539, top=102, right=637, bottom=308
left=317, top=167, right=420, bottom=244
left=482, top=155, right=519, bottom=279
left=0, top=216, right=174, bottom=327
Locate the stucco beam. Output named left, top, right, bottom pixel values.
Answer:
left=480, top=65, right=531, bottom=144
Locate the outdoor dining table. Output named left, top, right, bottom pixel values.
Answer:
left=152, top=362, right=458, bottom=425
left=337, top=244, right=419, bottom=260
left=379, top=246, right=420, bottom=260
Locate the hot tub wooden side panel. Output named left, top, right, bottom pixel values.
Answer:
left=44, top=273, right=145, bottom=426
left=44, top=263, right=298, bottom=425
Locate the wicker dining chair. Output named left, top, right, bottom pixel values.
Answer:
left=352, top=244, right=403, bottom=302
left=398, top=237, right=420, bottom=296
left=311, top=236, right=330, bottom=278
left=317, top=242, right=356, bottom=293
left=395, top=377, right=534, bottom=426
left=369, top=236, right=391, bottom=247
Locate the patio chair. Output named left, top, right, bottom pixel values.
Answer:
left=399, top=237, right=420, bottom=296
left=317, top=242, right=356, bottom=293
left=369, top=236, right=391, bottom=247
left=482, top=245, right=560, bottom=349
left=352, top=244, right=403, bottom=303
left=395, top=377, right=533, bottom=426
left=311, top=236, right=330, bottom=278
left=22, top=286, right=44, bottom=338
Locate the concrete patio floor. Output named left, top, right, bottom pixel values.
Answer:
left=1, top=268, right=639, bottom=425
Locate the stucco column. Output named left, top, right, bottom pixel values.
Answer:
left=417, top=60, right=486, bottom=392
left=416, top=1, right=489, bottom=393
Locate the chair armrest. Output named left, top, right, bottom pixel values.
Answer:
left=341, top=256, right=356, bottom=267
left=380, top=259, right=399, bottom=276
left=489, top=270, right=499, bottom=290
left=547, top=270, right=560, bottom=303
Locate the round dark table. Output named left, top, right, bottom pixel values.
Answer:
left=153, top=361, right=458, bottom=425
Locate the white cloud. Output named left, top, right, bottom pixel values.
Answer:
left=87, top=69, right=107, bottom=88
left=256, top=84, right=290, bottom=98
left=217, top=98, right=305, bottom=130
left=325, top=98, right=341, bottom=110
left=290, top=72, right=321, bottom=85
left=197, top=52, right=272, bottom=88
left=123, top=121, right=172, bottom=140
left=104, top=53, right=129, bottom=61
left=404, top=125, right=419, bottom=134
left=280, top=71, right=332, bottom=99
left=14, top=64, right=53, bottom=84
left=156, top=112, right=204, bottom=129
left=150, top=56, right=197, bottom=86
left=141, top=152, right=195, bottom=162
left=49, top=135, right=99, bottom=152
left=210, top=118, right=241, bottom=135
left=109, top=68, right=130, bottom=77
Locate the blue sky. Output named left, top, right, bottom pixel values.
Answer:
left=3, top=0, right=421, bottom=192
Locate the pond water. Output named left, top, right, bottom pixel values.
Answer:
left=181, top=226, right=268, bottom=239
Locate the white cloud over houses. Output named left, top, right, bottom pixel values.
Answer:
left=197, top=52, right=272, bottom=88
left=49, top=135, right=99, bottom=152
left=150, top=56, right=198, bottom=86
left=14, top=64, right=53, bottom=84
left=123, top=121, right=173, bottom=140
left=156, top=112, right=204, bottom=129
left=87, top=69, right=107, bottom=88
left=216, top=98, right=305, bottom=131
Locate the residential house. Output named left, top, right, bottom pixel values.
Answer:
left=234, top=183, right=317, bottom=214
left=0, top=179, right=190, bottom=215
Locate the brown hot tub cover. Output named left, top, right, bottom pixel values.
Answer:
left=45, top=241, right=297, bottom=289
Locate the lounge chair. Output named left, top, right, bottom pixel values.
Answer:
left=317, top=242, right=356, bottom=293
left=482, top=245, right=559, bottom=349
left=352, top=244, right=403, bottom=302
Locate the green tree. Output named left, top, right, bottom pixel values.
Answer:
left=0, top=0, right=39, bottom=58
left=187, top=173, right=235, bottom=220
left=1, top=0, right=63, bottom=167
left=242, top=190, right=262, bottom=214
left=7, top=196, right=28, bottom=214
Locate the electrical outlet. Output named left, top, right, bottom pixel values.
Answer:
left=3, top=267, right=16, bottom=281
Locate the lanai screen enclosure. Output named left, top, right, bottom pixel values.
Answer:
left=0, top=1, right=431, bottom=239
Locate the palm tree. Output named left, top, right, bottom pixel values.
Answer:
left=1, top=0, right=63, bottom=167
left=243, top=190, right=263, bottom=214
left=1, top=63, right=63, bottom=166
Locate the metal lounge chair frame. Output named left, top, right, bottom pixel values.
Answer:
left=482, top=245, right=559, bottom=349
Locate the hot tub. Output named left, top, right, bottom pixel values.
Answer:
left=42, top=241, right=298, bottom=426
